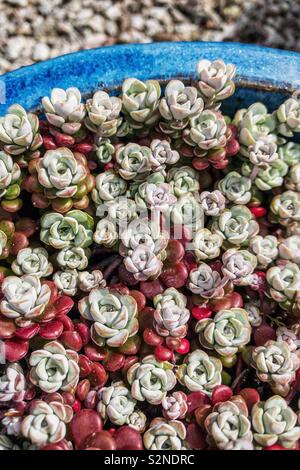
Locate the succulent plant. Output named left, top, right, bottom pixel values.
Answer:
left=135, top=181, right=177, bottom=214
left=0, top=104, right=42, bottom=155
left=0, top=274, right=51, bottom=327
left=93, top=217, right=118, bottom=248
left=271, top=190, right=300, bottom=226
left=248, top=137, right=279, bottom=167
left=205, top=397, right=252, bottom=449
left=40, top=210, right=94, bottom=249
left=183, top=109, right=227, bottom=158
left=78, top=287, right=138, bottom=348
left=119, top=218, right=168, bottom=257
left=0, top=363, right=26, bottom=402
left=159, top=80, right=203, bottom=137
left=1, top=410, right=23, bottom=437
left=193, top=227, right=223, bottom=261
left=278, top=141, right=300, bottom=166
left=218, top=171, right=252, bottom=205
left=242, top=159, right=288, bottom=191
left=285, top=163, right=300, bottom=192
left=196, top=308, right=251, bottom=357
left=187, top=263, right=225, bottom=299
left=12, top=247, right=53, bottom=277
left=143, top=418, right=187, bottom=450
left=266, top=262, right=300, bottom=305
left=177, top=349, right=222, bottom=395
left=149, top=139, right=180, bottom=172
left=42, top=87, right=86, bottom=135
left=56, top=246, right=89, bottom=270
left=92, top=169, right=127, bottom=205
left=127, top=411, right=147, bottom=433
left=276, top=325, right=300, bottom=352
left=196, top=59, right=236, bottom=108
left=127, top=355, right=176, bottom=405
left=162, top=391, right=188, bottom=420
left=85, top=91, right=122, bottom=136
left=221, top=248, right=257, bottom=286
left=21, top=399, right=73, bottom=446
left=171, top=193, right=203, bottom=233
left=277, top=98, right=300, bottom=137
left=0, top=435, right=20, bottom=450
left=33, top=147, right=94, bottom=212
left=249, top=235, right=278, bottom=269
left=252, top=396, right=300, bottom=449
left=166, top=165, right=200, bottom=197
left=95, top=138, right=115, bottom=164
left=278, top=236, right=300, bottom=264
left=211, top=205, right=259, bottom=247
left=97, top=381, right=136, bottom=426
left=29, top=340, right=79, bottom=393
left=244, top=302, right=263, bottom=328
left=78, top=270, right=106, bottom=292
left=199, top=190, right=225, bottom=217
left=153, top=287, right=190, bottom=338
left=251, top=340, right=300, bottom=396
left=233, top=102, right=277, bottom=157
left=116, top=143, right=152, bottom=181
left=53, top=269, right=78, bottom=296
left=124, top=244, right=163, bottom=281
left=0, top=151, right=22, bottom=210
left=120, top=78, right=161, bottom=132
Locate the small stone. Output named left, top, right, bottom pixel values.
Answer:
left=32, top=43, right=50, bottom=61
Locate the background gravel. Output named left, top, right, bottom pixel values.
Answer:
left=0, top=0, right=299, bottom=75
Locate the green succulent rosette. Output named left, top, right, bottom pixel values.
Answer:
left=211, top=204, right=259, bottom=247
left=266, top=262, right=300, bottom=308
left=97, top=381, right=136, bottom=426
left=127, top=355, right=176, bottom=405
left=0, top=150, right=22, bottom=211
left=196, top=308, right=251, bottom=357
left=177, top=349, right=222, bottom=395
left=187, top=262, right=225, bottom=299
left=276, top=98, right=300, bottom=137
left=42, top=87, right=86, bottom=135
left=153, top=287, right=190, bottom=338
left=285, top=163, right=300, bottom=192
left=11, top=247, right=53, bottom=278
left=252, top=396, right=300, bottom=449
left=143, top=418, right=187, bottom=450
left=78, top=287, right=138, bottom=348
left=221, top=248, right=257, bottom=286
left=116, top=143, right=152, bottom=181
left=279, top=236, right=300, bottom=264
left=85, top=91, right=122, bottom=136
left=166, top=165, right=200, bottom=197
left=249, top=235, right=278, bottom=268
left=278, top=141, right=300, bottom=166
left=0, top=104, right=42, bottom=156
left=171, top=193, right=203, bottom=234
left=120, top=78, right=161, bottom=133
left=270, top=190, right=300, bottom=226
left=197, top=59, right=236, bottom=108
left=242, top=159, right=288, bottom=191
left=53, top=269, right=78, bottom=296
left=218, top=171, right=252, bottom=204
left=40, top=210, right=94, bottom=250
left=92, top=170, right=127, bottom=205
left=56, top=246, right=90, bottom=270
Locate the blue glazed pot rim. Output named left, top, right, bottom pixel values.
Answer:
left=1, top=41, right=300, bottom=114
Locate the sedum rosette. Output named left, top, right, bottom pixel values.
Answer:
left=124, top=244, right=163, bottom=282
left=78, top=270, right=106, bottom=292
left=127, top=355, right=176, bottom=405
left=0, top=151, right=21, bottom=206
left=95, top=138, right=115, bottom=164
left=0, top=274, right=51, bottom=327
left=242, top=159, right=288, bottom=191
left=0, top=363, right=26, bottom=402
left=143, top=418, right=187, bottom=450
left=197, top=59, right=236, bottom=108
left=221, top=248, right=257, bottom=286
left=252, top=396, right=300, bottom=449
left=162, top=391, right=188, bottom=420
left=171, top=193, right=203, bottom=233
left=276, top=325, right=300, bottom=352
left=116, top=143, right=151, bottom=181
left=93, top=218, right=118, bottom=248
left=248, top=137, right=278, bottom=167
left=251, top=340, right=300, bottom=396
left=249, top=235, right=278, bottom=268
left=78, top=287, right=138, bottom=348
left=279, top=236, right=300, bottom=264
left=21, top=400, right=73, bottom=446
left=149, top=139, right=180, bottom=172
left=40, top=210, right=94, bottom=249
left=277, top=98, right=300, bottom=137
left=56, top=246, right=89, bottom=270
left=166, top=165, right=200, bottom=197
left=42, top=87, right=86, bottom=135
left=266, top=262, right=300, bottom=305
left=218, top=171, right=252, bottom=205
left=85, top=91, right=122, bottom=136
left=153, top=287, right=190, bottom=338
left=285, top=163, right=300, bottom=192
left=127, top=411, right=147, bottom=433
left=119, top=218, right=168, bottom=257
left=205, top=396, right=252, bottom=449
left=270, top=190, right=300, bottom=226
left=97, top=381, right=136, bottom=426
left=29, top=340, right=80, bottom=393
left=53, top=269, right=78, bottom=296
left=92, top=169, right=127, bottom=204
left=193, top=228, right=223, bottom=261
left=279, top=141, right=300, bottom=166
left=199, top=190, right=225, bottom=217
left=177, top=349, right=222, bottom=395
left=196, top=308, right=251, bottom=357
left=211, top=205, right=259, bottom=247
left=0, top=104, right=42, bottom=155
left=244, top=302, right=263, bottom=328
left=187, top=263, right=225, bottom=299
left=12, top=247, right=53, bottom=278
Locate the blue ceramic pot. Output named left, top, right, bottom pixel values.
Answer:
left=0, top=42, right=299, bottom=117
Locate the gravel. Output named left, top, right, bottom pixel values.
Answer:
left=0, top=0, right=299, bottom=75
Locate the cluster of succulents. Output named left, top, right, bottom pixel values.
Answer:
left=0, top=58, right=300, bottom=452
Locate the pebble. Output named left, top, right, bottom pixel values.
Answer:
left=0, top=0, right=299, bottom=75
